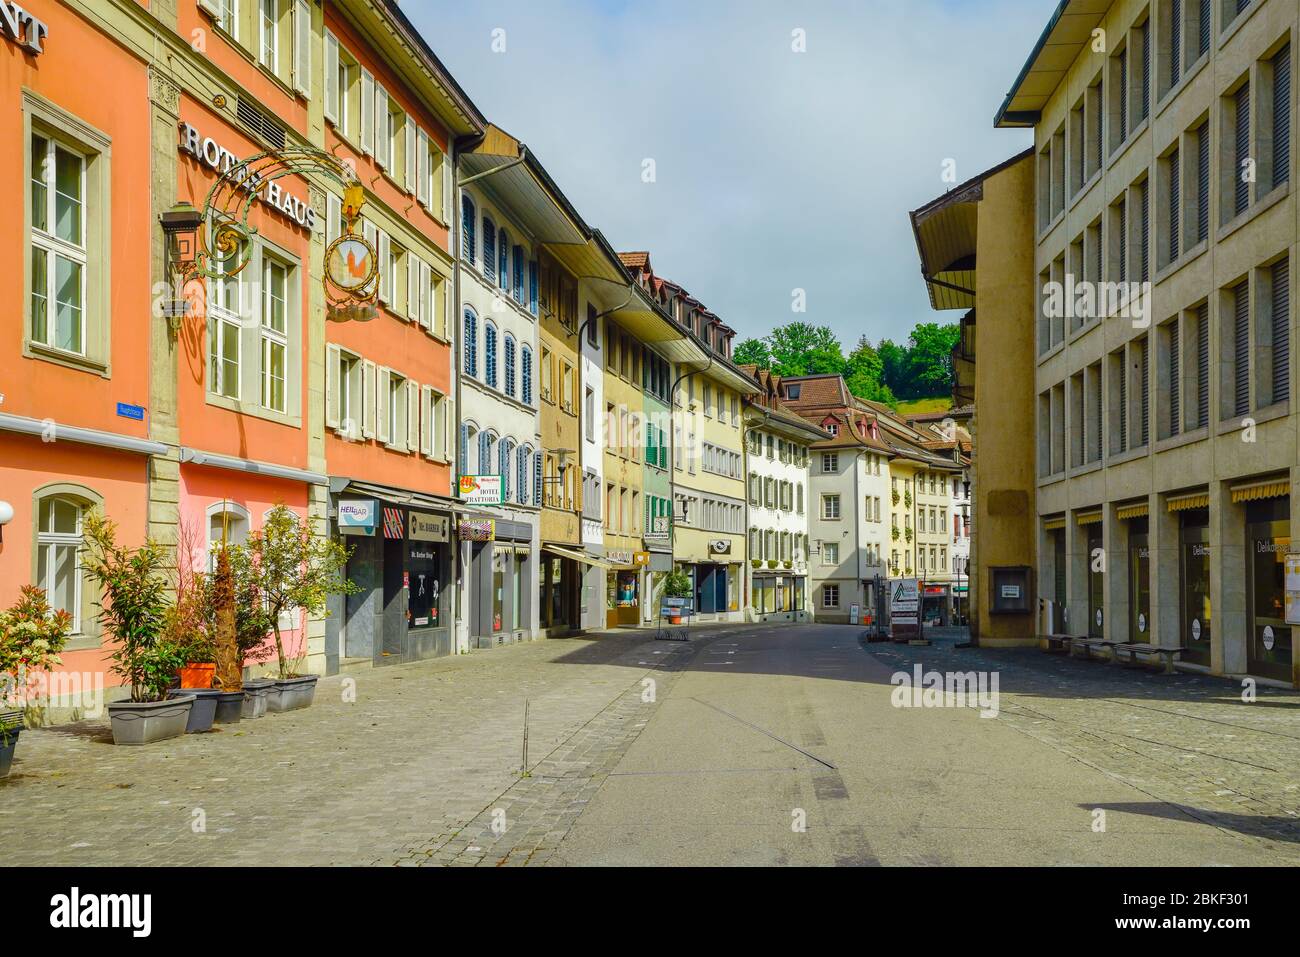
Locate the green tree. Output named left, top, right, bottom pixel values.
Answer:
left=905, top=322, right=961, bottom=397
left=844, top=336, right=895, bottom=404
left=878, top=339, right=911, bottom=397
left=732, top=337, right=772, bottom=369
left=768, top=322, right=846, bottom=377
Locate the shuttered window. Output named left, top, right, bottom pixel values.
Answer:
left=500, top=439, right=513, bottom=500
left=484, top=322, right=498, bottom=388
left=1170, top=0, right=1182, bottom=82
left=458, top=424, right=469, bottom=477
left=1169, top=321, right=1181, bottom=435
left=1118, top=196, right=1128, bottom=283
left=1139, top=181, right=1149, bottom=283
left=461, top=194, right=475, bottom=264
left=1093, top=79, right=1104, bottom=173
left=1119, top=48, right=1129, bottom=143
left=464, top=308, right=478, bottom=378
left=1091, top=366, right=1103, bottom=460
left=1140, top=337, right=1150, bottom=446
left=534, top=453, right=543, bottom=506
left=1235, top=83, right=1251, bottom=216
left=1118, top=354, right=1128, bottom=451
left=1274, top=43, right=1290, bottom=189
left=497, top=229, right=509, bottom=292
left=504, top=333, right=516, bottom=398
left=1198, top=0, right=1210, bottom=58
left=482, top=218, right=496, bottom=283
left=1196, top=121, right=1210, bottom=243
left=521, top=345, right=533, bottom=404
left=1141, top=24, right=1150, bottom=122
left=1272, top=260, right=1290, bottom=405
left=528, top=261, right=538, bottom=315
left=517, top=446, right=529, bottom=504
left=1169, top=147, right=1180, bottom=262
left=479, top=431, right=492, bottom=475
left=512, top=245, right=524, bottom=305
left=1196, top=302, right=1209, bottom=427
left=1233, top=280, right=1250, bottom=416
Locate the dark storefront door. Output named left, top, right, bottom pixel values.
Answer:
left=1052, top=529, right=1067, bottom=632
left=1247, top=499, right=1291, bottom=681
left=1128, top=518, right=1150, bottom=642
left=1087, top=524, right=1104, bottom=638
left=382, top=534, right=405, bottom=657
left=1180, top=510, right=1211, bottom=666
left=695, top=564, right=726, bottom=615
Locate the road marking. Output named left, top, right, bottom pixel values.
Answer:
left=690, top=697, right=837, bottom=770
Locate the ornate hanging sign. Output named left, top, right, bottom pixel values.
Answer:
left=324, top=184, right=378, bottom=323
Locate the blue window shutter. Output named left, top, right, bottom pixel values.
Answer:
left=534, top=453, right=542, bottom=506
left=479, top=431, right=491, bottom=474
left=504, top=335, right=516, bottom=397
left=462, top=195, right=475, bottom=264
left=483, top=220, right=496, bottom=283
left=528, top=261, right=538, bottom=315
left=517, top=448, right=527, bottom=504
left=485, top=323, right=498, bottom=388
left=513, top=246, right=524, bottom=304
left=458, top=424, right=469, bottom=476
left=498, top=231, right=509, bottom=290
left=501, top=440, right=512, bottom=499
left=464, top=310, right=477, bottom=378
left=522, top=346, right=533, bottom=404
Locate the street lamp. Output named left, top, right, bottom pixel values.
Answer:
left=159, top=201, right=204, bottom=333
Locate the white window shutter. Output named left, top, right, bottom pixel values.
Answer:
left=325, top=343, right=341, bottom=430
left=374, top=83, right=389, bottom=169
left=198, top=0, right=222, bottom=19
left=402, top=118, right=414, bottom=192
left=416, top=128, right=430, bottom=206
left=420, top=386, right=434, bottom=457
left=326, top=193, right=341, bottom=246
left=419, top=260, right=432, bottom=331
left=407, top=380, right=420, bottom=453
left=377, top=230, right=390, bottom=303
left=362, top=359, right=376, bottom=439
left=443, top=280, right=452, bottom=342
left=443, top=398, right=453, bottom=460
left=360, top=67, right=374, bottom=155
left=323, top=30, right=339, bottom=124
left=442, top=148, right=453, bottom=222
left=376, top=367, right=391, bottom=444
left=407, top=255, right=420, bottom=321
left=293, top=0, right=311, bottom=97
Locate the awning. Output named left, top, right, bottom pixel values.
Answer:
left=337, top=479, right=457, bottom=511
left=543, top=544, right=613, bottom=569
left=1231, top=479, right=1290, bottom=503
left=1042, top=516, right=1066, bottom=531
left=1167, top=492, right=1209, bottom=512
left=1116, top=502, right=1149, bottom=520
left=1076, top=510, right=1103, bottom=526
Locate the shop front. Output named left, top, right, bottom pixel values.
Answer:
left=1246, top=497, right=1291, bottom=682
left=329, top=488, right=454, bottom=670
left=921, top=584, right=950, bottom=625
left=540, top=545, right=598, bottom=635
left=684, top=561, right=740, bottom=620
left=1127, top=517, right=1151, bottom=642
left=1178, top=506, right=1212, bottom=667
left=752, top=572, right=805, bottom=622
left=1084, top=518, right=1104, bottom=638
left=604, top=549, right=648, bottom=627
left=463, top=518, right=533, bottom=648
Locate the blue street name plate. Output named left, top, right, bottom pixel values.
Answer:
left=116, top=402, right=145, bottom=420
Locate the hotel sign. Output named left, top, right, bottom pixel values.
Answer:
left=1, top=3, right=47, bottom=55
left=177, top=122, right=317, bottom=231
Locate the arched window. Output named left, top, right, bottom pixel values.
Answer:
left=482, top=217, right=496, bottom=283
left=521, top=344, right=533, bottom=404
left=533, top=452, right=542, bottom=506
left=497, top=228, right=510, bottom=292
left=463, top=308, right=478, bottom=378
left=517, top=445, right=530, bottom=504
left=512, top=246, right=524, bottom=305
left=461, top=194, right=476, bottom=264
left=504, top=334, right=517, bottom=398
left=484, top=321, right=498, bottom=388
left=480, top=430, right=496, bottom=475
left=206, top=501, right=251, bottom=572
left=500, top=438, right=514, bottom=500
left=460, top=423, right=477, bottom=476
left=36, top=495, right=86, bottom=632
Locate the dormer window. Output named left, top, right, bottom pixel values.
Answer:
left=785, top=384, right=801, bottom=400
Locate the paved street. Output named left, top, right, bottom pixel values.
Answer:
left=3, top=623, right=1299, bottom=866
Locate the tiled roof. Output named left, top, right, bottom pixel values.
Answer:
left=618, top=251, right=650, bottom=271
left=780, top=374, right=848, bottom=409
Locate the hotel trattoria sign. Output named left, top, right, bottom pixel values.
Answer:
left=1, top=2, right=47, bottom=54
left=177, top=122, right=317, bottom=231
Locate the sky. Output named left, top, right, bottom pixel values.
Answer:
left=408, top=0, right=1047, bottom=349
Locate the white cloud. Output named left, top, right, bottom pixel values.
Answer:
left=410, top=0, right=1041, bottom=347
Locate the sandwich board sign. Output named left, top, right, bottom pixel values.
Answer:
left=889, top=578, right=920, bottom=640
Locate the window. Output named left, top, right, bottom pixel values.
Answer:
left=824, top=542, right=839, bottom=565
left=484, top=321, right=498, bottom=389
left=521, top=345, right=533, bottom=404
left=328, top=348, right=363, bottom=439
left=1230, top=79, right=1251, bottom=219
left=822, top=585, right=840, bottom=609
left=1270, top=43, right=1291, bottom=192
left=29, top=130, right=87, bottom=356
left=421, top=386, right=449, bottom=461
left=517, top=446, right=531, bottom=504
left=504, top=334, right=517, bottom=398
left=461, top=194, right=476, bottom=264
left=822, top=494, right=841, bottom=520
left=259, top=0, right=279, bottom=73
left=261, top=257, right=288, bottom=412
left=208, top=252, right=242, bottom=400
left=463, top=308, right=478, bottom=378
left=821, top=452, right=838, bottom=473
left=36, top=495, right=84, bottom=633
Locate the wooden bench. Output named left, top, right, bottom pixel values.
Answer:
left=1070, top=637, right=1130, bottom=662
left=1042, top=634, right=1074, bottom=653
left=1113, top=643, right=1183, bottom=674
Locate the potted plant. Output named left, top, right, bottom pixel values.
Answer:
left=237, top=505, right=356, bottom=712
left=0, top=586, right=73, bottom=777
left=766, top=559, right=779, bottom=569
left=80, top=511, right=194, bottom=745
left=750, top=559, right=761, bottom=569
left=662, top=569, right=692, bottom=625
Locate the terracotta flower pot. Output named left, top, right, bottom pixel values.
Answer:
left=178, top=662, right=215, bottom=689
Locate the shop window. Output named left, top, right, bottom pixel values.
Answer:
left=822, top=585, right=839, bottom=608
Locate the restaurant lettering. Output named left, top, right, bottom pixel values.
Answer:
left=177, top=122, right=317, bottom=231
left=0, top=2, right=47, bottom=55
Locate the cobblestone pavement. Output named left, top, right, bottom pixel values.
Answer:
left=0, top=625, right=731, bottom=866
left=4, top=622, right=1298, bottom=866
left=869, top=635, right=1300, bottom=855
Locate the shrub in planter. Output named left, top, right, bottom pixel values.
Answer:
left=232, top=506, right=357, bottom=708
left=662, top=569, right=692, bottom=624
left=0, top=586, right=73, bottom=777
left=165, top=524, right=216, bottom=690
left=81, top=511, right=193, bottom=745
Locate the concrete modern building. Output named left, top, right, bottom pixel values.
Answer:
left=911, top=150, right=1038, bottom=646
left=998, top=0, right=1298, bottom=683
left=741, top=367, right=827, bottom=622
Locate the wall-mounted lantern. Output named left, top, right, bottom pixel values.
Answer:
left=159, top=202, right=205, bottom=334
